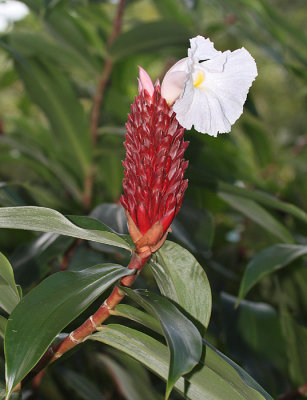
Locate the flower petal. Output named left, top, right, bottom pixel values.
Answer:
left=138, top=66, right=154, bottom=97
left=200, top=51, right=227, bottom=73
left=161, top=58, right=188, bottom=105
left=204, top=48, right=258, bottom=125
left=173, top=79, right=232, bottom=137
left=173, top=47, right=257, bottom=136
left=189, top=35, right=221, bottom=61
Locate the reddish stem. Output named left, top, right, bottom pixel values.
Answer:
left=31, top=370, right=45, bottom=396
left=51, top=253, right=147, bottom=362
left=22, top=252, right=148, bottom=386
left=84, top=0, right=126, bottom=211
left=278, top=383, right=307, bottom=400
left=90, top=60, right=114, bottom=147
left=90, top=0, right=125, bottom=144
left=60, top=238, right=82, bottom=271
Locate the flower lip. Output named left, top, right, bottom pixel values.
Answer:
left=161, top=35, right=258, bottom=137
left=192, top=70, right=205, bottom=88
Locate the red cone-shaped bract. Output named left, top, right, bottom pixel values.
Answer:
left=121, top=83, right=189, bottom=237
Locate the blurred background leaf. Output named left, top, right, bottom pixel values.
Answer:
left=0, top=0, right=306, bottom=398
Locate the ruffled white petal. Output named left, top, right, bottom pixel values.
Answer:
left=189, top=36, right=221, bottom=61
left=173, top=79, right=232, bottom=137
left=172, top=43, right=257, bottom=136
left=203, top=48, right=257, bottom=127
left=200, top=52, right=227, bottom=73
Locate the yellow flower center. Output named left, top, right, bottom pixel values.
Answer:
left=193, top=70, right=205, bottom=87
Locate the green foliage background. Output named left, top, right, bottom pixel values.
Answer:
left=0, top=0, right=306, bottom=399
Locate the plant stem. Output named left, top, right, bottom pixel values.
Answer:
left=31, top=370, right=45, bottom=397
left=83, top=0, right=126, bottom=211
left=51, top=252, right=147, bottom=362
left=90, top=60, right=114, bottom=148
left=22, top=251, right=148, bottom=385
left=59, top=238, right=82, bottom=271
left=90, top=0, right=125, bottom=144
left=278, top=383, right=307, bottom=400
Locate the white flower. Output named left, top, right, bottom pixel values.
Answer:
left=161, top=36, right=258, bottom=137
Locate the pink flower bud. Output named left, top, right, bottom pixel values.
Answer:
left=138, top=66, right=154, bottom=99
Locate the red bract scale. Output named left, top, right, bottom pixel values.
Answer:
left=120, top=82, right=189, bottom=240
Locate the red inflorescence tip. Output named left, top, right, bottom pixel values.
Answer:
left=121, top=83, right=188, bottom=236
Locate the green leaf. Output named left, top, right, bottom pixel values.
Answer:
left=8, top=32, right=95, bottom=73
left=44, top=10, right=99, bottom=71
left=110, top=21, right=190, bottom=60
left=258, top=0, right=307, bottom=48
left=238, top=244, right=307, bottom=302
left=117, top=295, right=285, bottom=388
left=67, top=242, right=106, bottom=271
left=0, top=252, right=20, bottom=314
left=154, top=0, right=193, bottom=25
left=0, top=315, right=7, bottom=339
left=122, top=288, right=202, bottom=399
left=205, top=340, right=273, bottom=400
left=112, top=304, right=162, bottom=335
left=221, top=293, right=287, bottom=382
left=280, top=311, right=307, bottom=386
left=88, top=324, right=273, bottom=400
left=0, top=390, right=20, bottom=400
left=11, top=232, right=73, bottom=288
left=56, top=368, right=106, bottom=400
left=87, top=204, right=131, bottom=255
left=4, top=264, right=134, bottom=396
left=18, top=0, right=40, bottom=13
left=13, top=58, right=91, bottom=175
left=171, top=204, right=215, bottom=252
left=0, top=68, right=17, bottom=90
left=242, top=121, right=272, bottom=167
left=0, top=206, right=130, bottom=250
left=218, top=182, right=307, bottom=225
left=150, top=241, right=211, bottom=334
left=218, top=192, right=294, bottom=243
left=0, top=136, right=83, bottom=204
left=90, top=203, right=128, bottom=235
left=96, top=353, right=161, bottom=400
left=0, top=40, right=27, bottom=68
left=0, top=184, right=25, bottom=207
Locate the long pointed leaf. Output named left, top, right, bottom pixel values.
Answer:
left=238, top=244, right=307, bottom=302
left=112, top=304, right=162, bottom=335
left=218, top=182, right=307, bottom=225
left=88, top=324, right=273, bottom=400
left=56, top=368, right=106, bottom=400
left=0, top=315, right=7, bottom=339
left=97, top=353, right=161, bottom=400
left=122, top=288, right=202, bottom=399
left=151, top=241, right=211, bottom=334
left=14, top=58, right=91, bottom=176
left=0, top=206, right=130, bottom=250
left=218, top=192, right=294, bottom=243
left=110, top=21, right=190, bottom=60
left=0, top=252, right=20, bottom=314
left=4, top=264, right=134, bottom=396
